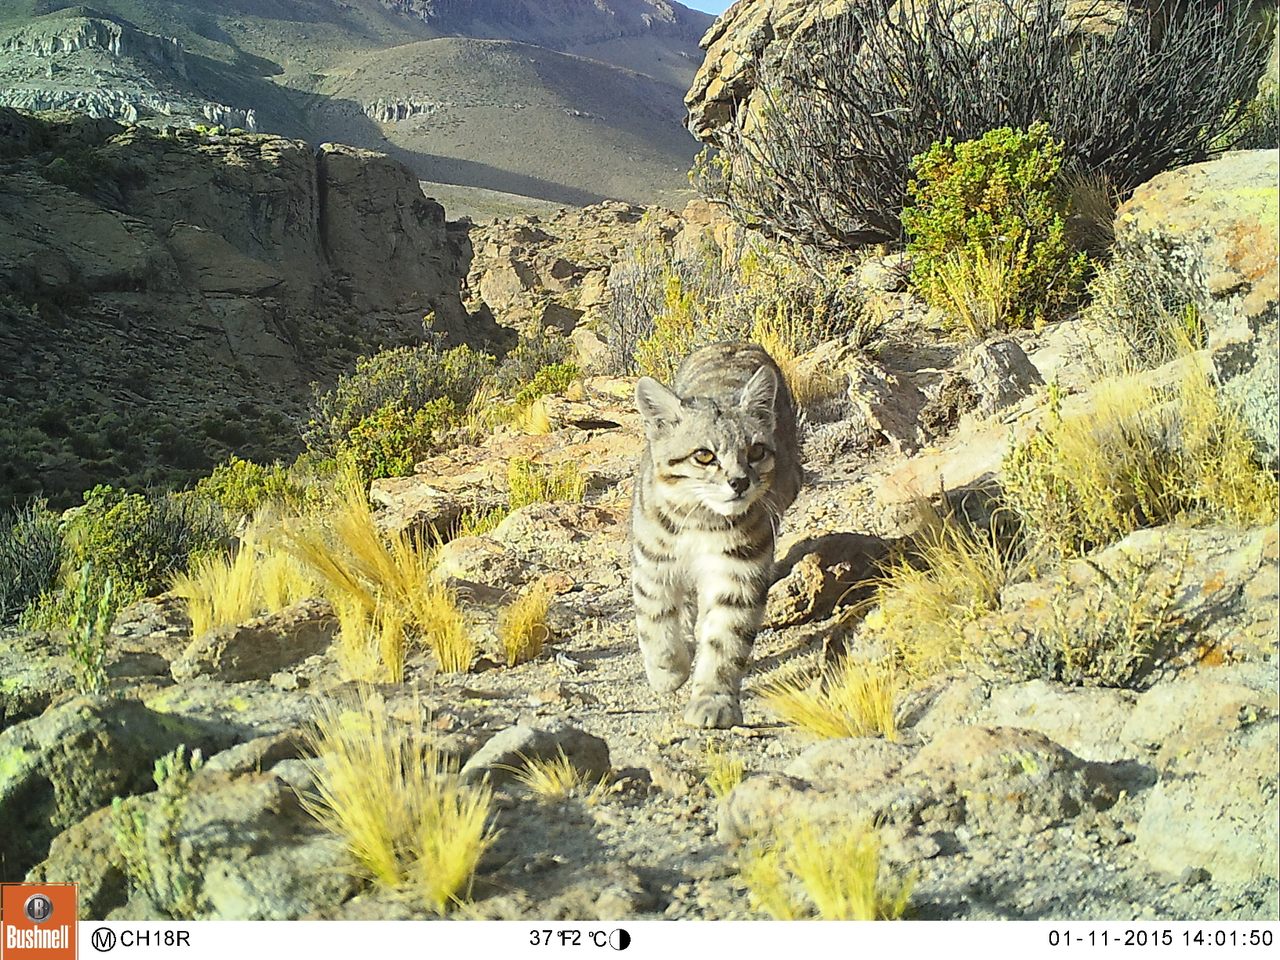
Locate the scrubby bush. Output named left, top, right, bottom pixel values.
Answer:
left=698, top=0, right=1270, bottom=248
left=1229, top=83, right=1280, bottom=149
left=24, top=487, right=230, bottom=626
left=1081, top=256, right=1205, bottom=375
left=604, top=230, right=872, bottom=382
left=341, top=398, right=457, bottom=481
left=901, top=124, right=1088, bottom=332
left=0, top=500, right=63, bottom=621
left=191, top=456, right=305, bottom=518
left=305, top=337, right=495, bottom=466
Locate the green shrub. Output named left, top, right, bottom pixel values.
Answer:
left=492, top=332, right=573, bottom=394
left=24, top=487, right=230, bottom=620
left=512, top=363, right=580, bottom=410
left=65, top=563, right=115, bottom=694
left=112, top=744, right=205, bottom=919
left=192, top=456, right=304, bottom=518
left=339, top=398, right=457, bottom=481
left=901, top=124, right=1088, bottom=332
left=0, top=501, right=64, bottom=622
left=305, top=338, right=494, bottom=465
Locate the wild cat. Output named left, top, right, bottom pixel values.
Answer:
left=630, top=341, right=801, bottom=728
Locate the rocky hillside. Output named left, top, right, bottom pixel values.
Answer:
left=1, top=148, right=1275, bottom=921
left=0, top=0, right=713, bottom=209
left=0, top=107, right=488, bottom=505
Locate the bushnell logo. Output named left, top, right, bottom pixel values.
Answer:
left=1, top=883, right=77, bottom=959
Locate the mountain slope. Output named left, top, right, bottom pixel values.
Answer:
left=310, top=37, right=698, bottom=206
left=0, top=0, right=713, bottom=208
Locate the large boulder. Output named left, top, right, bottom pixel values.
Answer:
left=0, top=695, right=226, bottom=879
left=1114, top=150, right=1279, bottom=465
left=170, top=598, right=337, bottom=683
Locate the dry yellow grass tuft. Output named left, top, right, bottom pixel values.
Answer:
left=751, top=308, right=844, bottom=413
left=507, top=458, right=586, bottom=509
left=1003, top=365, right=1276, bottom=562
left=300, top=690, right=494, bottom=915
left=740, top=821, right=912, bottom=920
left=704, top=742, right=745, bottom=800
left=867, top=506, right=1025, bottom=680
left=498, top=581, right=552, bottom=667
left=761, top=657, right=899, bottom=741
left=170, top=527, right=315, bottom=637
left=285, top=472, right=474, bottom=677
left=508, top=750, right=610, bottom=805
left=929, top=244, right=1021, bottom=340
left=514, top=397, right=553, bottom=435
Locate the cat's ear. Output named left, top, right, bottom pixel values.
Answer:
left=635, top=377, right=683, bottom=431
left=740, top=364, right=777, bottom=418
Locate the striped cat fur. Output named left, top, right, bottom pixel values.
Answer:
left=630, top=341, right=801, bottom=728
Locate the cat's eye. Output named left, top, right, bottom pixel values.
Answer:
left=692, top=449, right=717, bottom=466
left=747, top=443, right=769, bottom=462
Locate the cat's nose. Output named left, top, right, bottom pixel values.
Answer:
left=728, top=476, right=750, bottom=495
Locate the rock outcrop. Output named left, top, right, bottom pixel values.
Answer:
left=1114, top=149, right=1279, bottom=465
left=0, top=108, right=480, bottom=503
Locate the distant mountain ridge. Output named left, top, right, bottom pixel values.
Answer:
left=0, top=0, right=715, bottom=209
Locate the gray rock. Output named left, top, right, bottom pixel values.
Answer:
left=904, top=726, right=1120, bottom=831
left=1133, top=718, right=1278, bottom=884
left=0, top=694, right=226, bottom=878
left=964, top=337, right=1043, bottom=417
left=0, top=630, right=73, bottom=729
left=460, top=721, right=610, bottom=786
left=170, top=598, right=337, bottom=683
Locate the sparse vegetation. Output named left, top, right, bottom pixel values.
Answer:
left=991, top=554, right=1186, bottom=689
left=1081, top=259, right=1206, bottom=376
left=740, top=821, right=912, bottom=920
left=506, top=458, right=587, bottom=509
left=704, top=743, right=745, bottom=801
left=698, top=0, right=1269, bottom=248
left=498, top=581, right=553, bottom=667
left=902, top=124, right=1088, bottom=333
left=761, top=657, right=899, bottom=741
left=605, top=229, right=873, bottom=384
left=284, top=475, right=473, bottom=677
left=112, top=745, right=205, bottom=920
left=300, top=691, right=494, bottom=915
left=1002, top=368, right=1277, bottom=563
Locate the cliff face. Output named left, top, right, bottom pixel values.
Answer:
left=0, top=108, right=484, bottom=504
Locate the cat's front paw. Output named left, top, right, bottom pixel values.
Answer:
left=683, top=693, right=742, bottom=729
left=644, top=661, right=690, bottom=694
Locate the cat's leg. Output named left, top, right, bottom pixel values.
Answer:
left=632, top=545, right=692, bottom=693
left=684, top=549, right=770, bottom=728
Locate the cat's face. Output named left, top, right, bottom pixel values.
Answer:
left=635, top=366, right=779, bottom=518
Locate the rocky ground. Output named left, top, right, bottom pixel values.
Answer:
left=2, top=145, right=1277, bottom=921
